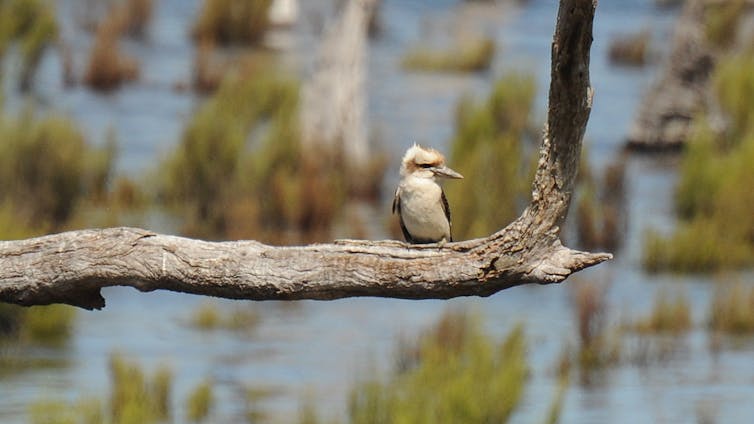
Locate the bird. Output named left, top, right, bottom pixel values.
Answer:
left=392, top=144, right=463, bottom=244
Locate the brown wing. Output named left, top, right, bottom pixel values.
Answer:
left=441, top=189, right=452, bottom=242
left=393, top=189, right=415, bottom=243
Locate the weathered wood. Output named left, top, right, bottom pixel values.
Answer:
left=0, top=0, right=609, bottom=310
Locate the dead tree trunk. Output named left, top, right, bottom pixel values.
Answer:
left=0, top=0, right=609, bottom=311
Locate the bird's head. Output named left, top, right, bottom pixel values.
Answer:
left=400, top=144, right=464, bottom=180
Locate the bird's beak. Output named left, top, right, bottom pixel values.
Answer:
left=432, top=166, right=464, bottom=179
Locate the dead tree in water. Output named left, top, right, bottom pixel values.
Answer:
left=300, top=0, right=377, bottom=167
left=0, top=0, right=610, bottom=310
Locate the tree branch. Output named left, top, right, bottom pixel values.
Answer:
left=0, top=0, right=609, bottom=310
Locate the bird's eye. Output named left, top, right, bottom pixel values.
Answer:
left=419, top=163, right=432, bottom=168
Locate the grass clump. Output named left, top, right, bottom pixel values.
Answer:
left=571, top=281, right=620, bottom=372
left=444, top=73, right=536, bottom=240
left=161, top=71, right=351, bottom=242
left=709, top=283, right=754, bottom=334
left=109, top=354, right=173, bottom=423
left=704, top=0, right=746, bottom=48
left=189, top=302, right=259, bottom=331
left=0, top=303, right=76, bottom=346
left=574, top=153, right=625, bottom=251
left=402, top=37, right=495, bottom=73
left=643, top=51, right=754, bottom=272
left=27, top=353, right=172, bottom=424
left=608, top=30, right=650, bottom=67
left=632, top=288, right=692, bottom=334
left=84, top=7, right=140, bottom=91
left=193, top=0, right=273, bottom=46
left=0, top=109, right=114, bottom=231
left=347, top=310, right=528, bottom=424
left=0, top=0, right=58, bottom=91
left=186, top=379, right=213, bottom=422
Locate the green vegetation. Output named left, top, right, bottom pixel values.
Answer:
left=632, top=289, right=692, bottom=334
left=444, top=73, right=536, bottom=240
left=704, top=0, right=745, bottom=48
left=608, top=30, right=650, bottom=66
left=709, top=283, right=754, bottom=334
left=186, top=379, right=214, bottom=422
left=346, top=310, right=528, bottom=424
left=121, top=0, right=154, bottom=38
left=109, top=354, right=173, bottom=423
left=0, top=304, right=76, bottom=346
left=28, top=353, right=173, bottom=424
left=402, top=37, right=495, bottom=73
left=0, top=0, right=58, bottom=90
left=84, top=6, right=140, bottom=91
left=0, top=109, right=115, bottom=233
left=575, top=153, right=625, bottom=251
left=643, top=51, right=754, bottom=272
left=193, top=0, right=272, bottom=45
left=572, top=281, right=620, bottom=370
left=189, top=302, right=260, bottom=331
left=161, top=72, right=354, bottom=242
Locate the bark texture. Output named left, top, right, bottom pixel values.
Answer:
left=0, top=0, right=610, bottom=311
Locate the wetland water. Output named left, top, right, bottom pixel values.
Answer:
left=2, top=0, right=754, bottom=422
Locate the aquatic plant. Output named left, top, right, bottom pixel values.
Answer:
left=121, top=0, right=154, bottom=38
left=186, top=379, right=213, bottom=422
left=709, top=283, right=754, bottom=335
left=19, top=305, right=77, bottom=345
left=643, top=51, right=754, bottom=272
left=704, top=0, right=745, bottom=48
left=84, top=8, right=140, bottom=91
left=571, top=281, right=620, bottom=371
left=189, top=302, right=259, bottom=331
left=444, top=73, right=536, bottom=240
left=161, top=70, right=356, bottom=242
left=402, top=37, right=495, bottom=73
left=0, top=109, right=115, bottom=231
left=0, top=0, right=58, bottom=91
left=110, top=353, right=173, bottom=423
left=193, top=0, right=273, bottom=45
left=28, top=400, right=77, bottom=424
left=632, top=288, right=692, bottom=334
left=573, top=148, right=625, bottom=251
left=608, top=30, right=651, bottom=66
left=347, top=310, right=528, bottom=424
left=0, top=304, right=75, bottom=347
left=28, top=353, right=172, bottom=424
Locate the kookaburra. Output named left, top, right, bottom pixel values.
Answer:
left=392, top=144, right=463, bottom=244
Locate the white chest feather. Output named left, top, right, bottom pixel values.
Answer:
left=398, top=176, right=450, bottom=241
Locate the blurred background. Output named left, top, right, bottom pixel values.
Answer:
left=1, top=0, right=754, bottom=422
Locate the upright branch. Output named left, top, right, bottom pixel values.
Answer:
left=0, top=0, right=610, bottom=310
